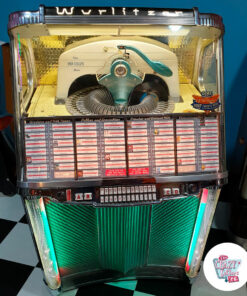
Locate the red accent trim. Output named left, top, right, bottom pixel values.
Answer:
left=129, top=123, right=146, bottom=126
left=104, top=124, right=124, bottom=127
left=26, top=143, right=45, bottom=146
left=27, top=174, right=47, bottom=177
left=66, top=189, right=72, bottom=202
left=76, top=124, right=96, bottom=127
left=185, top=262, right=190, bottom=272
left=29, top=158, right=46, bottom=161
left=201, top=151, right=217, bottom=154
left=202, top=158, right=218, bottom=161
left=154, top=122, right=172, bottom=125
left=53, top=133, right=73, bottom=136
left=54, top=157, right=74, bottom=160
left=27, top=134, right=45, bottom=138
left=128, top=131, right=147, bottom=134
left=176, top=122, right=194, bottom=125
left=26, top=150, right=46, bottom=153
left=128, top=139, right=147, bottom=142
left=76, top=133, right=96, bottom=135
left=201, top=188, right=208, bottom=203
left=52, top=126, right=72, bottom=129
left=204, top=166, right=219, bottom=168
left=25, top=126, right=44, bottom=130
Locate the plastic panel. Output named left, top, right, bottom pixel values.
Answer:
left=40, top=195, right=199, bottom=288
left=25, top=198, right=61, bottom=289
left=45, top=200, right=100, bottom=276
left=148, top=196, right=199, bottom=266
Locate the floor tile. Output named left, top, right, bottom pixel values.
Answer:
left=17, top=267, right=78, bottom=296
left=133, top=291, right=154, bottom=296
left=136, top=279, right=191, bottom=296
left=0, top=222, right=39, bottom=266
left=107, top=280, right=137, bottom=291
left=61, top=288, right=78, bottom=296
left=17, top=268, right=52, bottom=296
left=0, top=218, right=16, bottom=243
left=0, top=259, right=34, bottom=296
left=0, top=194, right=25, bottom=221
left=76, top=283, right=134, bottom=296
left=19, top=214, right=28, bottom=224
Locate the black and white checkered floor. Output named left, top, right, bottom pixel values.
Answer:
left=0, top=193, right=246, bottom=296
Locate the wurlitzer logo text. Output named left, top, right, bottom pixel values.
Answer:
left=213, top=255, right=241, bottom=283
left=55, top=7, right=184, bottom=16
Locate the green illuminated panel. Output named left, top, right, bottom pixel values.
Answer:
left=44, top=196, right=199, bottom=281
left=97, top=205, right=151, bottom=273
left=148, top=196, right=199, bottom=266
left=45, top=200, right=100, bottom=276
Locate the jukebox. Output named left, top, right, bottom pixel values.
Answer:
left=8, top=6, right=227, bottom=292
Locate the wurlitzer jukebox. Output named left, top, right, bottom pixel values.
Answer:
left=8, top=6, right=227, bottom=292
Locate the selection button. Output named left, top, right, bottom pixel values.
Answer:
left=84, top=193, right=92, bottom=200
left=163, top=188, right=171, bottom=196
left=172, top=188, right=180, bottom=195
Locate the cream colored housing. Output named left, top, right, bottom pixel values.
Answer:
left=56, top=36, right=180, bottom=102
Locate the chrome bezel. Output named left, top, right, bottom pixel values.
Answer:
left=18, top=171, right=228, bottom=189
left=8, top=6, right=224, bottom=32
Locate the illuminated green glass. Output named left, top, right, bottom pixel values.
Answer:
left=148, top=196, right=199, bottom=266
left=97, top=205, right=150, bottom=273
left=45, top=201, right=100, bottom=276
left=44, top=196, right=199, bottom=281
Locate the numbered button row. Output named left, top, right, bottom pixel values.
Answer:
left=100, top=193, right=156, bottom=203
left=100, top=185, right=156, bottom=196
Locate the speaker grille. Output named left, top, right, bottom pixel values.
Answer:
left=44, top=196, right=199, bottom=280
left=97, top=205, right=151, bottom=273
left=148, top=196, right=199, bottom=266
left=45, top=201, right=100, bottom=276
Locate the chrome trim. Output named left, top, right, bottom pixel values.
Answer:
left=21, top=45, right=34, bottom=112
left=18, top=171, right=228, bottom=189
left=9, top=35, right=22, bottom=181
left=156, top=172, right=227, bottom=183
left=55, top=195, right=198, bottom=208
left=198, top=13, right=224, bottom=32
left=8, top=6, right=44, bottom=30
left=218, top=37, right=227, bottom=172
left=43, top=15, right=196, bottom=25
left=8, top=6, right=224, bottom=32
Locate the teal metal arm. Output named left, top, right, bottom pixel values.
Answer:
left=117, top=45, right=173, bottom=77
